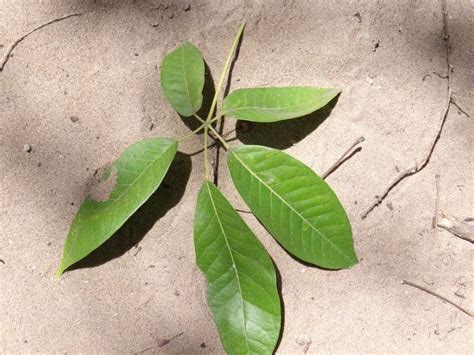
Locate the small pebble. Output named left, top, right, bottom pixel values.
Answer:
left=23, top=144, right=32, bottom=153
left=167, top=12, right=174, bottom=19
left=353, top=12, right=362, bottom=23
left=183, top=3, right=191, bottom=11
left=70, top=116, right=79, bottom=123
left=200, top=342, right=206, bottom=348
left=373, top=40, right=380, bottom=52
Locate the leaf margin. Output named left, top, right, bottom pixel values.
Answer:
left=56, top=137, right=179, bottom=276
left=227, top=144, right=358, bottom=269
left=194, top=180, right=281, bottom=354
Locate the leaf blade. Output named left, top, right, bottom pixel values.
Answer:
left=160, top=42, right=205, bottom=116
left=227, top=145, right=357, bottom=269
left=57, top=138, right=178, bottom=276
left=222, top=87, right=340, bottom=122
left=194, top=181, right=281, bottom=354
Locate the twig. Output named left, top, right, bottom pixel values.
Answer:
left=133, top=246, right=142, bottom=256
left=432, top=71, right=448, bottom=79
left=235, top=138, right=365, bottom=215
left=433, top=175, right=440, bottom=238
left=401, top=280, right=473, bottom=317
left=0, top=13, right=82, bottom=71
left=303, top=339, right=312, bottom=354
left=361, top=91, right=451, bottom=219
left=451, top=95, right=470, bottom=117
left=362, top=2, right=453, bottom=219
left=157, top=331, right=184, bottom=348
left=321, top=136, right=365, bottom=179
left=438, top=214, right=474, bottom=243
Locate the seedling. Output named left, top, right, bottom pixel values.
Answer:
left=57, top=23, right=357, bottom=354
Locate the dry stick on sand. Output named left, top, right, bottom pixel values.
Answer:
left=433, top=175, right=473, bottom=243
left=236, top=136, right=365, bottom=214
left=361, top=0, right=453, bottom=219
left=321, top=136, right=365, bottom=179
left=451, top=95, right=470, bottom=117
left=438, top=214, right=474, bottom=243
left=401, top=280, right=473, bottom=317
left=361, top=91, right=452, bottom=219
left=0, top=13, right=82, bottom=71
left=302, top=339, right=312, bottom=354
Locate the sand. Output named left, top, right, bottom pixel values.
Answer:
left=1, top=1, right=472, bottom=353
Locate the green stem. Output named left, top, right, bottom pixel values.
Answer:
left=208, top=125, right=229, bottom=150
left=209, top=115, right=221, bottom=125
left=204, top=126, right=210, bottom=179
left=193, top=113, right=206, bottom=124
left=206, top=23, right=245, bottom=123
left=178, top=124, right=204, bottom=142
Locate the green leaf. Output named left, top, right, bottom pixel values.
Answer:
left=194, top=181, right=281, bottom=354
left=57, top=138, right=178, bottom=276
left=222, top=87, right=340, bottom=122
left=227, top=145, right=357, bottom=269
left=160, top=42, right=205, bottom=116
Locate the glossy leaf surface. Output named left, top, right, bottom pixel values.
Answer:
left=228, top=145, right=357, bottom=269
left=194, top=181, right=281, bottom=354
left=160, top=42, right=205, bottom=116
left=222, top=87, right=340, bottom=122
left=57, top=138, right=178, bottom=276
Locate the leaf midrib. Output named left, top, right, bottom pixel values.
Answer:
left=223, top=89, right=335, bottom=116
left=181, top=45, right=194, bottom=113
left=223, top=100, right=315, bottom=115
left=205, top=183, right=251, bottom=354
left=230, top=150, right=354, bottom=265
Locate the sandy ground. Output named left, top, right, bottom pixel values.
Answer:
left=1, top=0, right=473, bottom=353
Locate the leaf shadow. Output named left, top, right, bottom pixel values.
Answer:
left=178, top=62, right=216, bottom=132
left=68, top=152, right=192, bottom=272
left=234, top=96, right=340, bottom=150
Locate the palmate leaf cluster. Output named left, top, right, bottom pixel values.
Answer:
left=57, top=24, right=357, bottom=354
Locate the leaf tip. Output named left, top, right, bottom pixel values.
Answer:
left=329, top=87, right=342, bottom=96
left=55, top=264, right=65, bottom=278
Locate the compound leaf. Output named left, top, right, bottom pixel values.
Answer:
left=160, top=42, right=205, bottom=116
left=194, top=181, right=281, bottom=354
left=57, top=138, right=178, bottom=276
left=227, top=145, right=357, bottom=269
left=222, top=87, right=340, bottom=122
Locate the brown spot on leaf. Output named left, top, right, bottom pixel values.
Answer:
left=88, top=164, right=118, bottom=202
